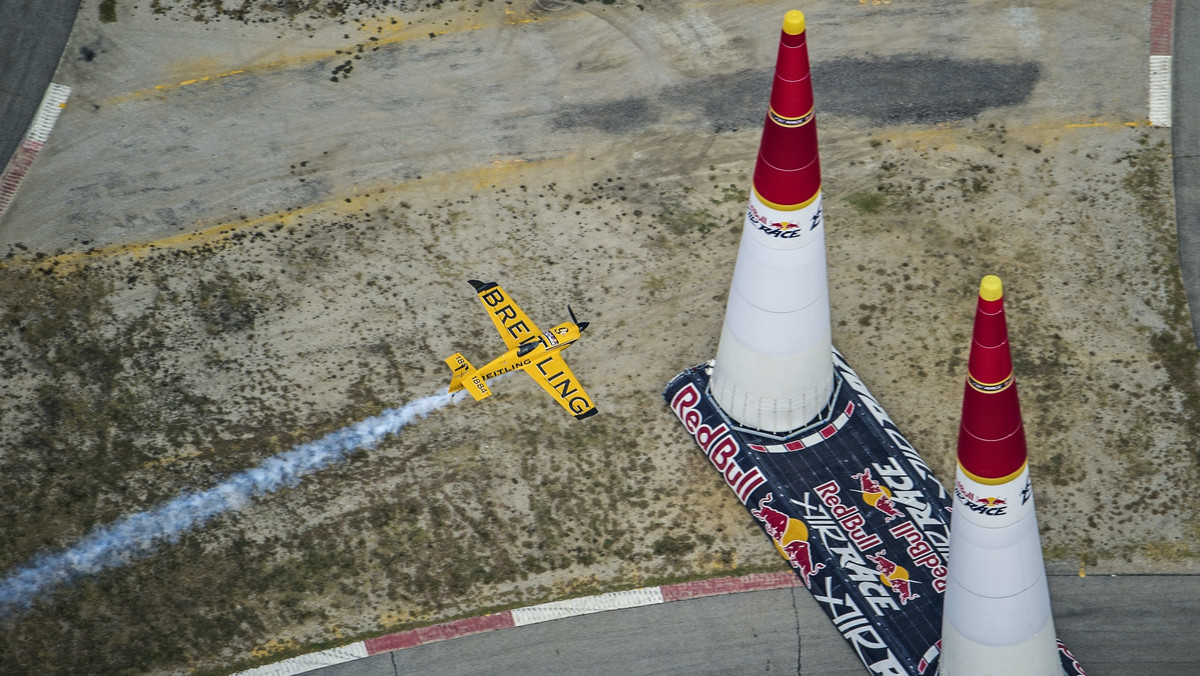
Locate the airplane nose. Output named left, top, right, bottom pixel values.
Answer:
left=578, top=321, right=589, bottom=332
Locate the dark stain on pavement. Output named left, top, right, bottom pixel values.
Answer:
left=552, top=57, right=1038, bottom=134
left=811, top=57, right=1041, bottom=125
left=663, top=70, right=772, bottom=133
left=552, top=97, right=657, bottom=134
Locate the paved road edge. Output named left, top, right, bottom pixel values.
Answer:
left=233, top=571, right=804, bottom=676
left=0, top=83, right=71, bottom=221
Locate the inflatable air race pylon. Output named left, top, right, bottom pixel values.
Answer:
left=667, top=11, right=956, bottom=673
left=939, top=275, right=1067, bottom=675
left=709, top=9, right=833, bottom=433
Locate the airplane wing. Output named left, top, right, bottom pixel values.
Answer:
left=470, top=280, right=541, bottom=350
left=523, top=351, right=598, bottom=420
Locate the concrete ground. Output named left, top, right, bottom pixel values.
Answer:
left=309, top=575, right=1200, bottom=676
left=1175, top=0, right=1200, bottom=343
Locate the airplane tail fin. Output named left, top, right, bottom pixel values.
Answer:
left=445, top=353, right=491, bottom=401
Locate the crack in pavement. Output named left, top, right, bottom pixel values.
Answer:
left=790, top=586, right=803, bottom=675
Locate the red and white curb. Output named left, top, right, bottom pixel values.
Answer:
left=1149, top=0, right=1174, bottom=127
left=0, top=82, right=71, bottom=220
left=748, top=402, right=856, bottom=454
left=235, top=572, right=802, bottom=676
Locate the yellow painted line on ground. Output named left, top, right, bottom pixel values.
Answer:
left=5, top=115, right=1152, bottom=272
left=101, top=0, right=628, bottom=106
left=20, top=192, right=377, bottom=274
left=17, top=208, right=310, bottom=273
left=5, top=156, right=567, bottom=274
left=103, top=12, right=497, bottom=105
left=1065, top=120, right=1150, bottom=128
left=106, top=0, right=789, bottom=105
left=877, top=118, right=1153, bottom=146
left=251, top=638, right=302, bottom=660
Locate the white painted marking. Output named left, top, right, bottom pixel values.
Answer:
left=1149, top=55, right=1173, bottom=127
left=26, top=83, right=72, bottom=144
left=232, top=642, right=368, bottom=676
left=0, top=83, right=72, bottom=219
left=510, top=587, right=665, bottom=626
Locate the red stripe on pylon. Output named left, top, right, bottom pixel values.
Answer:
left=751, top=11, right=821, bottom=210
left=957, top=276, right=1027, bottom=481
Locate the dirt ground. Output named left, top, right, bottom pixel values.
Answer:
left=0, top=1, right=1196, bottom=674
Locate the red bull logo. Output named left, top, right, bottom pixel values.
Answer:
left=669, top=383, right=766, bottom=504
left=866, top=551, right=921, bottom=606
left=888, top=520, right=948, bottom=593
left=746, top=201, right=823, bottom=240
left=751, top=493, right=825, bottom=588
left=851, top=468, right=904, bottom=522
left=780, top=539, right=824, bottom=588
left=853, top=468, right=883, bottom=494
left=954, top=480, right=1010, bottom=517
left=814, top=480, right=884, bottom=552
left=750, top=492, right=791, bottom=541
left=865, top=550, right=899, bottom=577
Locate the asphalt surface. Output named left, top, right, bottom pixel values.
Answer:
left=309, top=575, right=1200, bottom=676
left=0, top=0, right=81, bottom=165
left=1174, top=0, right=1200, bottom=346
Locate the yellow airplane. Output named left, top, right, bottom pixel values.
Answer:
left=445, top=280, right=598, bottom=420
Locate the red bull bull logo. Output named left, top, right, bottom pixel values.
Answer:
left=746, top=200, right=823, bottom=240
left=866, top=550, right=921, bottom=606
left=888, top=576, right=920, bottom=607
left=865, top=550, right=899, bottom=577
left=780, top=539, right=824, bottom=588
left=853, top=468, right=883, bottom=494
left=851, top=468, right=904, bottom=522
left=954, top=480, right=1010, bottom=517
left=751, top=492, right=791, bottom=541
left=751, top=493, right=825, bottom=588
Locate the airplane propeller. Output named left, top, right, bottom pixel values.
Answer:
left=569, top=305, right=589, bottom=333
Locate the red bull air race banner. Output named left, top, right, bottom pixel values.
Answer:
left=663, top=350, right=1087, bottom=676
left=665, top=349, right=953, bottom=675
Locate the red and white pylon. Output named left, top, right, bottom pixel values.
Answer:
left=940, top=275, right=1062, bottom=675
left=710, top=10, right=833, bottom=433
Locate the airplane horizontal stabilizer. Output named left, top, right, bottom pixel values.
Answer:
left=445, top=352, right=491, bottom=401
left=463, top=372, right=491, bottom=401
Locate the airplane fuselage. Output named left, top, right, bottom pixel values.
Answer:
left=477, top=322, right=581, bottom=381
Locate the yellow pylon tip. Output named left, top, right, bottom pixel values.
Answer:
left=783, top=10, right=806, bottom=35
left=979, top=275, right=1004, bottom=302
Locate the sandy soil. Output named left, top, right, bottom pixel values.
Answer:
left=0, top=0, right=1196, bottom=673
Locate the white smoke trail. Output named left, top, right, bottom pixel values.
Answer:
left=0, top=389, right=466, bottom=618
